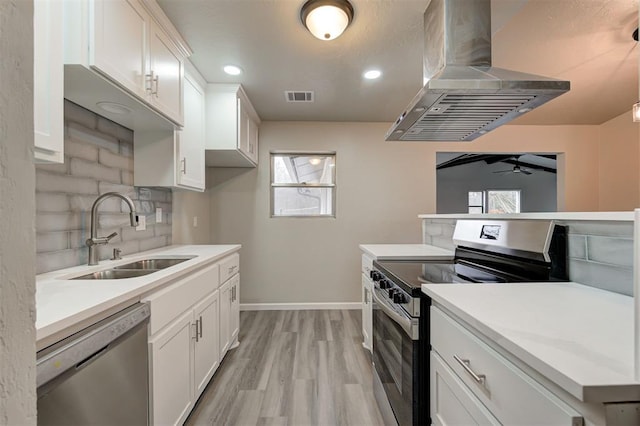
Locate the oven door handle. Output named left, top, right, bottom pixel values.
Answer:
left=372, top=287, right=419, bottom=340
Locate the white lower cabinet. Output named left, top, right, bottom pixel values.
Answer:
left=144, top=252, right=240, bottom=425
left=430, top=306, right=584, bottom=426
left=149, top=310, right=194, bottom=426
left=361, top=274, right=373, bottom=351
left=219, top=273, right=240, bottom=360
left=193, top=291, right=220, bottom=398
left=431, top=351, right=500, bottom=426
left=361, top=253, right=373, bottom=353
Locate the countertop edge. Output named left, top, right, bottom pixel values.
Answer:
left=421, top=282, right=640, bottom=404
left=359, top=244, right=455, bottom=260
left=417, top=212, right=635, bottom=221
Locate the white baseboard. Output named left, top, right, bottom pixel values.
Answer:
left=240, top=302, right=361, bottom=311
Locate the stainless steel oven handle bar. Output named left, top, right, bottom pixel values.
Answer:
left=372, top=287, right=419, bottom=340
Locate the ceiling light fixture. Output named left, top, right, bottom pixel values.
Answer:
left=309, top=158, right=322, bottom=165
left=363, top=69, right=382, bottom=80
left=223, top=65, right=243, bottom=76
left=300, top=0, right=354, bottom=41
left=96, top=102, right=131, bottom=115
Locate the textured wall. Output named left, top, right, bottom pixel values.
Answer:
left=422, top=218, right=634, bottom=296
left=35, top=101, right=173, bottom=274
left=0, top=0, right=37, bottom=423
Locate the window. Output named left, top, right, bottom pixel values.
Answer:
left=468, top=190, right=521, bottom=214
left=271, top=152, right=336, bottom=217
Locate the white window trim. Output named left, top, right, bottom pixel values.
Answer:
left=270, top=151, right=337, bottom=218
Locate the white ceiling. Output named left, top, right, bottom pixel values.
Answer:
left=157, top=0, right=639, bottom=124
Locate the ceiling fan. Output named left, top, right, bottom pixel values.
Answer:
left=493, top=162, right=533, bottom=175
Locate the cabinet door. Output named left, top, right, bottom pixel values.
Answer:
left=148, top=22, right=184, bottom=125
left=219, top=280, right=231, bottom=359
left=177, top=72, right=205, bottom=190
left=194, top=290, right=219, bottom=398
left=34, top=0, right=64, bottom=163
left=230, top=275, right=240, bottom=342
left=361, top=274, right=372, bottom=352
left=149, top=310, right=195, bottom=426
left=237, top=98, right=250, bottom=157
left=247, top=117, right=259, bottom=164
left=91, top=0, right=147, bottom=99
left=431, top=352, right=500, bottom=426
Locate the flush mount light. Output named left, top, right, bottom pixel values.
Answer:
left=301, top=0, right=354, bottom=41
left=309, top=158, right=322, bottom=165
left=223, top=65, right=243, bottom=76
left=96, top=102, right=131, bottom=115
left=363, top=69, right=382, bottom=80
left=518, top=107, right=533, bottom=113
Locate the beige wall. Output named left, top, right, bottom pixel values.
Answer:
left=206, top=121, right=604, bottom=304
left=598, top=110, right=640, bottom=210
left=0, top=0, right=37, bottom=423
left=172, top=189, right=211, bottom=244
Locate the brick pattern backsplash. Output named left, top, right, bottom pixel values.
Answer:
left=35, top=101, right=172, bottom=274
left=422, top=218, right=634, bottom=296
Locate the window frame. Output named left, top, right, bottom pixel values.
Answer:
left=468, top=189, right=522, bottom=214
left=270, top=151, right=337, bottom=218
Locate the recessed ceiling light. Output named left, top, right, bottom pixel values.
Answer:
left=363, top=69, right=382, bottom=80
left=223, top=65, right=243, bottom=76
left=96, top=102, right=131, bottom=115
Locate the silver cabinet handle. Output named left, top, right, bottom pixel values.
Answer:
left=453, top=355, right=486, bottom=385
left=181, top=157, right=186, bottom=174
left=193, top=321, right=199, bottom=343
left=154, top=74, right=159, bottom=97
left=198, top=315, right=203, bottom=338
left=145, top=71, right=155, bottom=94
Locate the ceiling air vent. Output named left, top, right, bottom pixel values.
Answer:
left=285, top=91, right=314, bottom=103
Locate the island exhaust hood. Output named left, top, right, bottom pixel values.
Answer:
left=385, top=0, right=570, bottom=142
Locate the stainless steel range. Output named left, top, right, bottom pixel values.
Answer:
left=371, top=220, right=567, bottom=426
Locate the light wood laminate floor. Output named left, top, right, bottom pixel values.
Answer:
left=185, top=310, right=384, bottom=426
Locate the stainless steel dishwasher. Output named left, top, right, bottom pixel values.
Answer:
left=36, top=303, right=150, bottom=425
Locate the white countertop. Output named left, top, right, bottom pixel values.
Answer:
left=418, top=212, right=634, bottom=221
left=422, top=282, right=640, bottom=403
left=36, top=244, right=240, bottom=348
left=359, top=244, right=454, bottom=260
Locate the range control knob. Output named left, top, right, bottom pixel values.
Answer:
left=393, top=292, right=407, bottom=304
left=388, top=288, right=397, bottom=298
left=379, top=279, right=390, bottom=289
left=370, top=271, right=381, bottom=281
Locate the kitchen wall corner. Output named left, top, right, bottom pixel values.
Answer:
left=0, top=0, right=37, bottom=423
left=35, top=101, right=173, bottom=274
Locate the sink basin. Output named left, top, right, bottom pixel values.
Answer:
left=113, top=256, right=196, bottom=270
left=70, top=256, right=197, bottom=280
left=72, top=269, right=156, bottom=280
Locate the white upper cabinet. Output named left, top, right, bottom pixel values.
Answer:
left=91, top=0, right=148, bottom=100
left=63, top=0, right=190, bottom=131
left=147, top=20, right=184, bottom=124
left=34, top=0, right=64, bottom=163
left=205, top=84, right=261, bottom=168
left=133, top=62, right=205, bottom=192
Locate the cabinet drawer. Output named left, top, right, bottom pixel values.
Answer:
left=219, top=253, right=239, bottom=283
left=431, top=306, right=583, bottom=426
left=361, top=254, right=373, bottom=275
left=431, top=351, right=500, bottom=426
left=145, top=263, right=219, bottom=335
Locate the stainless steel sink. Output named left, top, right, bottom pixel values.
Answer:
left=72, top=269, right=156, bottom=280
left=113, top=256, right=196, bottom=270
left=71, top=255, right=197, bottom=280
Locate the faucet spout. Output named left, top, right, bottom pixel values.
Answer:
left=86, top=192, right=138, bottom=266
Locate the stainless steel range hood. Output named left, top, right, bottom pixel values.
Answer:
left=386, top=0, right=570, bottom=142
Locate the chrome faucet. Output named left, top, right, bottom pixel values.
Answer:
left=86, top=192, right=138, bottom=266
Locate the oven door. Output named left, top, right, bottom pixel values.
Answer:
left=372, top=287, right=419, bottom=426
